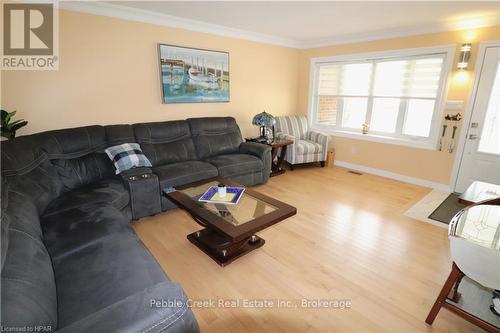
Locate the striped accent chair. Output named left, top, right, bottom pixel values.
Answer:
left=275, top=115, right=329, bottom=168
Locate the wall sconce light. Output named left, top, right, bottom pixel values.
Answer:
left=457, top=43, right=471, bottom=70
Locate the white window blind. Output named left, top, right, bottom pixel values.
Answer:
left=373, top=57, right=443, bottom=98
left=310, top=47, right=453, bottom=149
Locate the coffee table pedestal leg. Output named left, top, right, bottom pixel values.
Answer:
left=187, top=229, right=265, bottom=266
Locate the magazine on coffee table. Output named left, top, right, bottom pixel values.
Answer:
left=198, top=186, right=245, bottom=205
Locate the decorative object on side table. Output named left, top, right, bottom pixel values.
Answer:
left=245, top=137, right=293, bottom=177
left=252, top=111, right=276, bottom=141
left=1, top=110, right=28, bottom=139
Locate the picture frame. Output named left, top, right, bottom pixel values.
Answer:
left=158, top=44, right=230, bottom=104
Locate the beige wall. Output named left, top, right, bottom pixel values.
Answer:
left=2, top=8, right=499, bottom=186
left=298, top=25, right=500, bottom=185
left=1, top=9, right=299, bottom=138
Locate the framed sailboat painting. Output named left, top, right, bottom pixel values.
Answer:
left=158, top=44, right=230, bottom=103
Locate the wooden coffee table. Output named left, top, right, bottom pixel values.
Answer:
left=163, top=177, right=297, bottom=266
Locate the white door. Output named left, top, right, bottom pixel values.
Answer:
left=455, top=45, right=500, bottom=193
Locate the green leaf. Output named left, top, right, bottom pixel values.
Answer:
left=0, top=111, right=25, bottom=137
left=1, top=112, right=8, bottom=125
left=9, top=119, right=26, bottom=126
left=4, top=111, right=15, bottom=123
left=10, top=121, right=27, bottom=131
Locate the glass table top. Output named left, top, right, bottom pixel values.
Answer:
left=450, top=205, right=500, bottom=250
left=179, top=181, right=278, bottom=226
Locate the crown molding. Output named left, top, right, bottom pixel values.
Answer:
left=299, top=12, right=500, bottom=49
left=59, top=1, right=301, bottom=48
left=59, top=1, right=500, bottom=50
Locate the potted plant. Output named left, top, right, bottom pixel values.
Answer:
left=1, top=110, right=28, bottom=139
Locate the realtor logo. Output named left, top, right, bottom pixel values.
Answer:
left=2, top=2, right=59, bottom=70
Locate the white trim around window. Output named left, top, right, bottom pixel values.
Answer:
left=307, top=45, right=456, bottom=150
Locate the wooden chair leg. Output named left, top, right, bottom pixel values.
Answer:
left=426, top=262, right=463, bottom=325
left=448, top=271, right=465, bottom=303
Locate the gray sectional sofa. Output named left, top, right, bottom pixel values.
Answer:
left=1, top=117, right=271, bottom=332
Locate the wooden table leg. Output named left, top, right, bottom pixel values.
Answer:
left=448, top=271, right=465, bottom=303
left=270, top=145, right=288, bottom=177
left=425, top=262, right=463, bottom=325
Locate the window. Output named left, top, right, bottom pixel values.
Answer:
left=310, top=46, right=454, bottom=149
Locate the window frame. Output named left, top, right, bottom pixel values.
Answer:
left=307, top=45, right=456, bottom=150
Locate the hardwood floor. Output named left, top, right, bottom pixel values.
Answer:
left=133, top=166, right=486, bottom=333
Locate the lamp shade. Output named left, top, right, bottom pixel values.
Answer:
left=252, top=111, right=276, bottom=127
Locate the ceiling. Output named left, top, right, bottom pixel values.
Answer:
left=67, top=1, right=500, bottom=48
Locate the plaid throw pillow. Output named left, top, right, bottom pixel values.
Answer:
left=105, top=143, right=152, bottom=174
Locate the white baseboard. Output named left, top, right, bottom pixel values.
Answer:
left=334, top=160, right=451, bottom=192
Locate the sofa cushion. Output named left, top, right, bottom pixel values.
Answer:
left=35, top=126, right=107, bottom=159
left=1, top=228, right=57, bottom=330
left=1, top=137, right=63, bottom=213
left=295, top=139, right=323, bottom=155
left=34, top=126, right=116, bottom=192
left=1, top=135, right=46, bottom=177
left=51, top=152, right=115, bottom=190
left=42, top=204, right=130, bottom=260
left=4, top=190, right=42, bottom=240
left=206, top=154, right=263, bottom=178
left=153, top=161, right=218, bottom=188
left=275, top=115, right=308, bottom=140
left=105, top=143, right=152, bottom=175
left=52, top=228, right=167, bottom=327
left=56, top=281, right=199, bottom=333
left=187, top=117, right=243, bottom=159
left=133, top=120, right=198, bottom=166
left=105, top=124, right=135, bottom=146
left=1, top=213, right=8, bottom=270
left=43, top=178, right=129, bottom=217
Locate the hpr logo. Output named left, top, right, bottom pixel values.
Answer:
left=3, top=3, right=54, bottom=55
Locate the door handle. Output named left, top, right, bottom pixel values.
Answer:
left=468, top=134, right=479, bottom=140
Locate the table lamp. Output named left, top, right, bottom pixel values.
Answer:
left=252, top=111, right=276, bottom=140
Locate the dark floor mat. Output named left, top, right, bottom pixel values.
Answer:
left=428, top=193, right=467, bottom=224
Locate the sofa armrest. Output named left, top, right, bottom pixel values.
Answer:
left=307, top=131, right=329, bottom=160
left=239, top=142, right=271, bottom=183
left=57, top=281, right=199, bottom=333
left=120, top=167, right=153, bottom=179
left=275, top=132, right=296, bottom=144
left=239, top=141, right=271, bottom=159
left=307, top=130, right=328, bottom=145
left=274, top=132, right=296, bottom=164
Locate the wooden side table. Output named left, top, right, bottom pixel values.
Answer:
left=458, top=181, right=500, bottom=206
left=425, top=198, right=500, bottom=333
left=245, top=138, right=293, bottom=177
